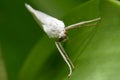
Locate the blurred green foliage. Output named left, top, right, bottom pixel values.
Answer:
left=1, top=0, right=120, bottom=80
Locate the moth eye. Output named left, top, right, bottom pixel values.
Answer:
left=58, top=35, right=68, bottom=42
left=65, top=31, right=68, bottom=35
left=58, top=37, right=64, bottom=42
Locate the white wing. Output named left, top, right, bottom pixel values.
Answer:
left=65, top=18, right=101, bottom=31
left=25, top=3, right=63, bottom=27
left=25, top=3, right=65, bottom=38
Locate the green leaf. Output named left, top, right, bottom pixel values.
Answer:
left=1, top=0, right=120, bottom=80
left=18, top=35, right=56, bottom=80
left=65, top=0, right=120, bottom=80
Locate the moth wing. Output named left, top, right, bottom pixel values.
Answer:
left=65, top=18, right=101, bottom=31
left=25, top=3, right=63, bottom=28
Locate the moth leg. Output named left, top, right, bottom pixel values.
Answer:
left=55, top=41, right=74, bottom=77
left=65, top=17, right=101, bottom=31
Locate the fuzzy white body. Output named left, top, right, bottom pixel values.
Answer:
left=42, top=17, right=65, bottom=38
left=25, top=4, right=66, bottom=39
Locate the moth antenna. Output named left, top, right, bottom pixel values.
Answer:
left=55, top=41, right=74, bottom=77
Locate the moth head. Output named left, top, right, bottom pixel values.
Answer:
left=58, top=31, right=68, bottom=42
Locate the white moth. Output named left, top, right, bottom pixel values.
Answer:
left=25, top=3, right=101, bottom=77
